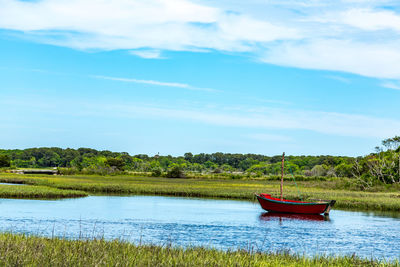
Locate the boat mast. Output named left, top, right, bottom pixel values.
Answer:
left=280, top=152, right=285, bottom=200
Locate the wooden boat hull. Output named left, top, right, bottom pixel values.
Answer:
left=256, top=193, right=335, bottom=215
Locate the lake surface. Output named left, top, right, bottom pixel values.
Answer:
left=0, top=195, right=399, bottom=260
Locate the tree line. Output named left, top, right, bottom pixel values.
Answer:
left=0, top=136, right=399, bottom=185
left=0, top=147, right=352, bottom=175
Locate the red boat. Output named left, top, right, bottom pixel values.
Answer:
left=256, top=193, right=335, bottom=215
left=256, top=152, right=336, bottom=215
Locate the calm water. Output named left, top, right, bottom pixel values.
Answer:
left=0, top=183, right=25, bottom=186
left=0, top=195, right=399, bottom=260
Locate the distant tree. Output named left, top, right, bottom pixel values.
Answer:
left=311, top=165, right=327, bottom=176
left=37, top=151, right=61, bottom=167
left=334, top=162, right=353, bottom=177
left=81, top=156, right=106, bottom=169
left=247, top=163, right=269, bottom=175
left=187, top=163, right=204, bottom=172
left=366, top=151, right=400, bottom=184
left=326, top=168, right=337, bottom=177
left=132, top=157, right=143, bottom=170
left=0, top=147, right=371, bottom=178
left=134, top=154, right=149, bottom=160
left=61, top=148, right=79, bottom=167
left=184, top=152, right=193, bottom=162
left=238, top=158, right=259, bottom=171
left=78, top=148, right=99, bottom=156
left=283, top=162, right=300, bottom=175
left=211, top=152, right=225, bottom=165
left=166, top=164, right=185, bottom=178
left=220, top=164, right=234, bottom=172
left=120, top=154, right=134, bottom=169
left=105, top=158, right=125, bottom=170
left=204, top=160, right=218, bottom=170
left=0, top=155, right=10, bottom=167
left=151, top=167, right=162, bottom=177
left=158, top=157, right=171, bottom=169
left=70, top=156, right=83, bottom=170
left=382, top=136, right=400, bottom=151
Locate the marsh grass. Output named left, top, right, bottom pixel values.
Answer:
left=0, top=173, right=400, bottom=211
left=0, top=182, right=87, bottom=199
left=0, top=233, right=395, bottom=266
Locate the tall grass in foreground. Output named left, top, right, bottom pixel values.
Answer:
left=0, top=233, right=395, bottom=266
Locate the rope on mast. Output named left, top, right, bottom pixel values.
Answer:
left=286, top=158, right=303, bottom=201
left=280, top=152, right=284, bottom=200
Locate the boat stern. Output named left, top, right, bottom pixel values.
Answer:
left=323, top=200, right=336, bottom=215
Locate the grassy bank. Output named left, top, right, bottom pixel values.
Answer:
left=0, top=173, right=399, bottom=212
left=0, top=233, right=395, bottom=266
left=0, top=183, right=87, bottom=199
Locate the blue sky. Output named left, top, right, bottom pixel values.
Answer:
left=1, top=0, right=400, bottom=156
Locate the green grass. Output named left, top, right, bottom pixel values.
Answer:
left=0, top=233, right=395, bottom=266
left=0, top=183, right=87, bottom=199
left=0, top=173, right=400, bottom=212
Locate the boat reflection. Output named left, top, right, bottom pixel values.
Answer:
left=259, top=212, right=330, bottom=222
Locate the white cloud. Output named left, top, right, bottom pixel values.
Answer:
left=2, top=95, right=399, bottom=138
left=263, top=39, right=400, bottom=79
left=94, top=103, right=400, bottom=139
left=326, top=8, right=400, bottom=31
left=381, top=81, right=400, bottom=90
left=0, top=0, right=299, bottom=52
left=1, top=0, right=400, bottom=79
left=325, top=75, right=351, bottom=84
left=129, top=49, right=163, bottom=59
left=92, top=75, right=218, bottom=92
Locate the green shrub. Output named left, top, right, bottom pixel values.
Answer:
left=0, top=155, right=11, bottom=168
left=166, top=164, right=185, bottom=178
left=151, top=168, right=162, bottom=177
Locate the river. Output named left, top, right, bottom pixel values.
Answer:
left=0, top=195, right=399, bottom=260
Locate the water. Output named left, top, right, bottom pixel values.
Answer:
left=0, top=195, right=399, bottom=260
left=0, top=182, right=25, bottom=186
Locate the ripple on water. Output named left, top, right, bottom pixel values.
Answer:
left=0, top=196, right=398, bottom=260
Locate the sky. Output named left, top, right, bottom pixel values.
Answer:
left=0, top=0, right=400, bottom=156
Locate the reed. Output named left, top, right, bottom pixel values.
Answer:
left=0, top=233, right=395, bottom=266
left=0, top=183, right=87, bottom=199
left=0, top=173, right=400, bottom=212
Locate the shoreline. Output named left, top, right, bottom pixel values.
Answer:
left=0, top=173, right=399, bottom=213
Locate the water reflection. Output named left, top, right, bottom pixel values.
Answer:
left=362, top=210, right=400, bottom=219
left=0, top=196, right=398, bottom=260
left=259, top=212, right=329, bottom=222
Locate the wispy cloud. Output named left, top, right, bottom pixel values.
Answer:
left=247, top=133, right=293, bottom=142
left=314, top=8, right=400, bottom=32
left=92, top=75, right=218, bottom=92
left=0, top=0, right=299, bottom=52
left=2, top=95, right=400, bottom=139
left=85, top=103, right=400, bottom=139
left=1, top=0, right=400, bottom=79
left=381, top=81, right=400, bottom=90
left=129, top=49, right=164, bottom=59
left=325, top=75, right=351, bottom=84
left=262, top=39, right=400, bottom=79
